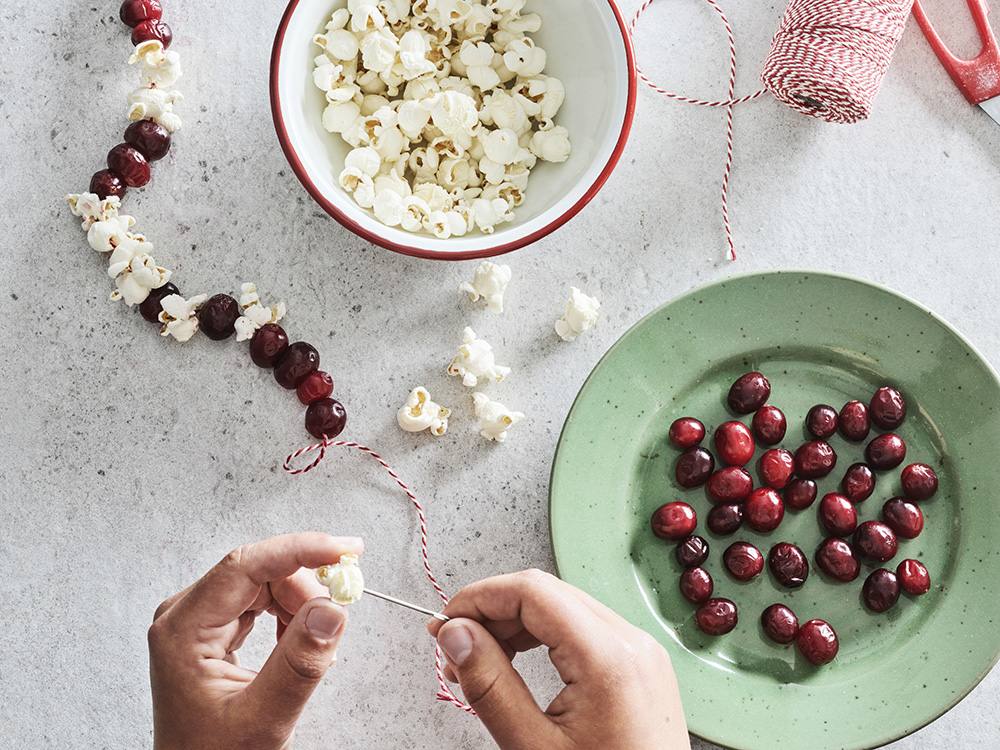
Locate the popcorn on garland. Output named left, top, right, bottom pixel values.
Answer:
left=235, top=283, right=287, bottom=342
left=397, top=387, right=451, bottom=436
left=317, top=554, right=365, bottom=605
left=127, top=40, right=183, bottom=132
left=159, top=293, right=207, bottom=342
left=448, top=326, right=510, bottom=387
left=460, top=261, right=511, bottom=313
left=472, top=392, right=524, bottom=443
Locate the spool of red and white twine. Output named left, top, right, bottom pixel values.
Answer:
left=630, top=0, right=914, bottom=260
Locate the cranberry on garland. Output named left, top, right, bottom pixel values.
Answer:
left=119, top=0, right=163, bottom=27
left=124, top=120, right=172, bottom=161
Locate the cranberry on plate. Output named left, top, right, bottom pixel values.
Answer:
left=728, top=372, right=771, bottom=414
left=882, top=497, right=924, bottom=539
left=797, top=619, right=839, bottom=665
left=784, top=478, right=818, bottom=510
left=815, top=537, right=861, bottom=582
left=897, top=559, right=931, bottom=595
left=806, top=404, right=838, bottom=439
left=841, top=462, right=876, bottom=503
left=745, top=487, right=785, bottom=532
left=723, top=542, right=765, bottom=581
left=768, top=542, right=809, bottom=587
left=675, top=535, right=710, bottom=568
left=695, top=598, right=738, bottom=635
left=669, top=417, right=705, bottom=449
left=707, top=466, right=753, bottom=503
left=752, top=405, right=787, bottom=445
left=818, top=493, right=858, bottom=537
left=680, top=567, right=714, bottom=604
left=839, top=400, right=871, bottom=441
left=863, top=568, right=901, bottom=612
left=651, top=502, right=698, bottom=541
left=758, top=448, right=795, bottom=489
left=854, top=520, right=899, bottom=563
left=870, top=386, right=907, bottom=430
left=714, top=421, right=755, bottom=466
left=901, top=463, right=939, bottom=501
left=675, top=447, right=715, bottom=488
left=707, top=503, right=743, bottom=535
left=866, top=433, right=907, bottom=470
left=761, top=604, right=799, bottom=644
left=794, top=440, right=837, bottom=479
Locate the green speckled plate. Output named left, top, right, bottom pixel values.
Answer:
left=550, top=271, right=1000, bottom=750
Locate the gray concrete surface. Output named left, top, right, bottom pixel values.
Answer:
left=1, top=0, right=998, bottom=747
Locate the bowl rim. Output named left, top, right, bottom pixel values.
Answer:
left=269, top=0, right=638, bottom=261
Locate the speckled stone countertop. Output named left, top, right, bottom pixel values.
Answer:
left=1, top=1, right=998, bottom=748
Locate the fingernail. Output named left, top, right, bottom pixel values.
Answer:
left=306, top=602, right=345, bottom=640
left=439, top=622, right=474, bottom=667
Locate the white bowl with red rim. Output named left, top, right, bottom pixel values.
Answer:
left=270, top=0, right=637, bottom=260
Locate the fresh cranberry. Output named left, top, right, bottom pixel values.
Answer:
left=138, top=282, right=178, bottom=323
left=707, top=503, right=743, bottom=535
left=870, top=386, right=906, bottom=430
left=761, top=604, right=799, bottom=644
left=882, top=497, right=924, bottom=539
left=841, top=462, right=876, bottom=503
left=854, top=521, right=898, bottom=563
left=90, top=169, right=126, bottom=199
left=897, top=559, right=931, bottom=595
left=758, top=448, right=795, bottom=489
left=794, top=440, right=837, bottom=479
left=863, top=569, right=900, bottom=612
left=751, top=405, right=787, bottom=445
left=707, top=466, right=753, bottom=503
left=680, top=567, right=714, bottom=603
left=305, top=397, right=347, bottom=440
left=768, top=542, right=809, bottom=587
left=838, top=400, right=871, bottom=441
left=784, top=478, right=818, bottom=510
left=198, top=294, right=240, bottom=340
left=274, top=342, right=320, bottom=389
left=119, top=0, right=162, bottom=27
left=668, top=417, right=705, bottom=449
left=675, top=447, right=715, bottom=488
left=651, top=502, right=697, bottom=541
left=132, top=18, right=173, bottom=47
left=107, top=144, right=151, bottom=188
left=124, top=120, right=171, bottom=161
left=723, top=542, right=765, bottom=581
left=250, top=324, right=289, bottom=368
left=901, top=463, right=939, bottom=501
left=797, top=619, right=839, bottom=665
left=745, top=487, right=784, bottom=532
left=727, top=371, right=770, bottom=414
left=296, top=370, right=334, bottom=405
left=818, top=493, right=857, bottom=537
left=806, top=404, right=838, bottom=439
left=675, top=535, right=710, bottom=568
left=815, top=537, right=860, bottom=582
left=866, top=433, right=907, bottom=470
left=714, top=421, right=755, bottom=466
left=695, top=598, right=738, bottom=635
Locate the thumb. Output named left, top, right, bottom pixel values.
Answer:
left=438, top=618, right=561, bottom=749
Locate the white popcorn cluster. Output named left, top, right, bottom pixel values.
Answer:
left=397, top=386, right=451, bottom=435
left=555, top=286, right=600, bottom=342
left=235, top=283, right=287, bottom=342
left=472, top=391, right=524, bottom=442
left=311, top=0, right=570, bottom=238
left=460, top=261, right=511, bottom=313
left=127, top=40, right=183, bottom=132
left=448, top=326, right=510, bottom=386
left=159, top=293, right=207, bottom=343
left=316, top=554, right=365, bottom=605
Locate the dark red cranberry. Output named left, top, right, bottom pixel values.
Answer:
left=794, top=440, right=837, bottom=479
left=758, top=448, right=795, bottom=489
left=854, top=521, right=898, bottom=563
left=305, top=397, right=347, bottom=440
left=651, top=502, right=697, bottom=541
left=296, top=370, right=334, bottom=405
left=818, top=493, right=857, bottom=537
left=882, top=497, right=924, bottom=539
left=723, top=542, right=765, bottom=581
left=124, top=119, right=171, bottom=161
left=784, top=478, right=818, bottom=510
left=680, top=567, right=714, bottom=604
left=745, top=487, right=784, bottom=532
left=675, top=535, right=710, bottom=568
left=250, top=324, right=289, bottom=368
left=107, top=144, right=151, bottom=188
left=761, top=604, right=799, bottom=644
left=675, top=447, right=715, bottom=488
left=727, top=372, right=770, bottom=414
left=841, top=462, right=875, bottom=503
left=275, top=341, right=320, bottom=389
left=714, top=421, right=755, bottom=466
left=707, top=503, right=743, bottom=535
left=806, top=404, right=838, bottom=439
left=751, top=405, right=786, bottom=445
left=815, top=537, right=860, bottom=582
left=863, top=568, right=900, bottom=612
left=138, top=282, right=178, bottom=323
left=120, top=0, right=162, bottom=27
left=695, top=598, right=738, bottom=635
left=768, top=542, right=809, bottom=587
left=90, top=169, right=126, bottom=199
left=897, top=559, right=931, bottom=595
left=797, top=619, right=838, bottom=665
left=866, top=433, right=907, bottom=470
left=132, top=18, right=173, bottom=47
left=198, top=294, right=240, bottom=340
left=668, top=417, right=705, bottom=449
left=707, top=466, right=753, bottom=503
left=839, top=400, right=871, bottom=441
left=901, top=463, right=939, bottom=501
left=870, top=386, right=906, bottom=430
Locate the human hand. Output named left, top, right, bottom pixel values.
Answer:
left=428, top=570, right=690, bottom=750
left=148, top=532, right=364, bottom=750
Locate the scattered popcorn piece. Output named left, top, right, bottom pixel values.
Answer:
left=397, top=387, right=451, bottom=436
left=460, top=261, right=511, bottom=313
left=234, top=282, right=287, bottom=342
left=316, top=554, right=366, bottom=605
left=159, top=293, right=207, bottom=342
left=555, top=287, right=601, bottom=342
left=448, top=326, right=510, bottom=387
left=472, top=392, right=525, bottom=443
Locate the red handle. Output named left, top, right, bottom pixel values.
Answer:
left=912, top=0, right=1000, bottom=104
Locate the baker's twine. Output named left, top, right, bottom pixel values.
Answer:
left=630, top=0, right=912, bottom=259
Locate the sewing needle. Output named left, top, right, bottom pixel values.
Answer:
left=363, top=588, right=450, bottom=622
